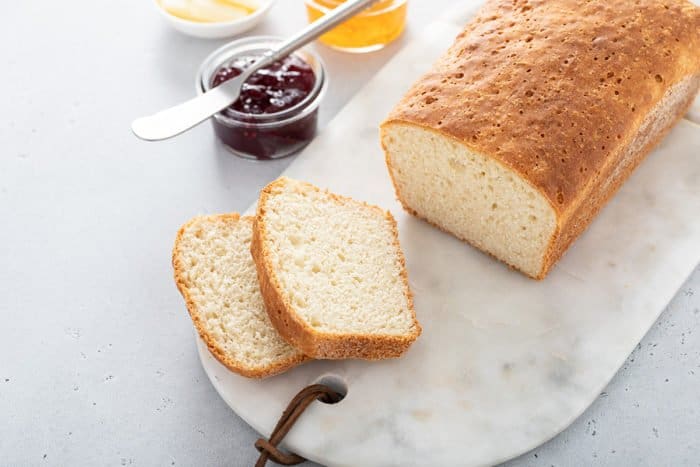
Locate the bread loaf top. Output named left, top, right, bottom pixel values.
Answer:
left=384, top=0, right=700, bottom=216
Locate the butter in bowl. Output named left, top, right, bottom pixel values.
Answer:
left=155, top=0, right=277, bottom=38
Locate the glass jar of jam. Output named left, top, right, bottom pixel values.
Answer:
left=197, top=36, right=327, bottom=160
left=305, top=0, right=407, bottom=53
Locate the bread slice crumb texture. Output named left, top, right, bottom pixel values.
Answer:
left=254, top=178, right=420, bottom=353
left=172, top=214, right=306, bottom=378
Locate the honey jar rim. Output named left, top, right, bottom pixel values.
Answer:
left=304, top=0, right=407, bottom=17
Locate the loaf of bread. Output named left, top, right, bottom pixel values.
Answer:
left=381, top=0, right=700, bottom=279
left=251, top=177, right=421, bottom=359
left=172, top=214, right=307, bottom=378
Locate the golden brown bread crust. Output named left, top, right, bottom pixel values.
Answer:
left=251, top=178, right=421, bottom=360
left=172, top=213, right=308, bottom=379
left=383, top=0, right=700, bottom=279
left=543, top=73, right=700, bottom=275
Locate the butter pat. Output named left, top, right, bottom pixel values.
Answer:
left=160, top=0, right=258, bottom=23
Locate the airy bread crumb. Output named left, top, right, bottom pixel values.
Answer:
left=172, top=214, right=307, bottom=378
left=252, top=177, right=421, bottom=359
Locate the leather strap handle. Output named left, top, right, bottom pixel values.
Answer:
left=255, top=384, right=343, bottom=467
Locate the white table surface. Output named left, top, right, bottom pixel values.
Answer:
left=1, top=1, right=698, bottom=466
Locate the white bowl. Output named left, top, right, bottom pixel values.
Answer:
left=155, top=0, right=277, bottom=39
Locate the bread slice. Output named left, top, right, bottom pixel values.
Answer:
left=251, top=177, right=421, bottom=360
left=172, top=214, right=307, bottom=378
left=381, top=0, right=700, bottom=279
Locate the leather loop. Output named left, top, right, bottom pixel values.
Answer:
left=255, top=384, right=343, bottom=467
left=254, top=439, right=305, bottom=465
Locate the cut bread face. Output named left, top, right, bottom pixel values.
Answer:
left=382, top=123, right=557, bottom=279
left=251, top=177, right=421, bottom=359
left=172, top=214, right=307, bottom=378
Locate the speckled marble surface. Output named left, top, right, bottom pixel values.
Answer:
left=1, top=0, right=699, bottom=466
left=266, top=268, right=700, bottom=467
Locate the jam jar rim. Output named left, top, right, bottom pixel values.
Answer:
left=196, top=35, right=327, bottom=129
left=304, top=0, right=407, bottom=17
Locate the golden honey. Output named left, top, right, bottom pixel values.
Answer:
left=305, top=0, right=407, bottom=52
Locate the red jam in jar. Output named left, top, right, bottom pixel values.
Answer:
left=212, top=55, right=316, bottom=115
left=198, top=38, right=326, bottom=160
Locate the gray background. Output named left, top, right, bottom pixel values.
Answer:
left=1, top=0, right=698, bottom=466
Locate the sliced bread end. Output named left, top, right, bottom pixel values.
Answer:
left=251, top=177, right=421, bottom=360
left=172, top=213, right=307, bottom=378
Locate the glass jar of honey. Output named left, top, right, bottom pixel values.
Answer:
left=305, top=0, right=407, bottom=53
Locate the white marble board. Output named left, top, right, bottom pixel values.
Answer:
left=197, top=9, right=700, bottom=467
